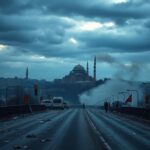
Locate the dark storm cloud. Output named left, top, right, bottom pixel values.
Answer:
left=35, top=0, right=149, bottom=19
left=0, top=15, right=34, bottom=32
left=0, top=31, right=63, bottom=47
left=118, top=51, right=150, bottom=64
left=0, top=0, right=150, bottom=81
left=144, top=19, right=150, bottom=29
left=0, top=14, right=74, bottom=52
left=0, top=14, right=73, bottom=32
left=47, top=1, right=149, bottom=20
left=78, top=29, right=150, bottom=52
left=0, top=0, right=37, bottom=15
left=0, top=0, right=150, bottom=59
left=1, top=0, right=150, bottom=20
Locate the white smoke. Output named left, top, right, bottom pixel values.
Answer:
left=79, top=79, right=143, bottom=106
left=97, top=53, right=143, bottom=81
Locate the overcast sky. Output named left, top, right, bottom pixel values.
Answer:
left=0, top=0, right=150, bottom=81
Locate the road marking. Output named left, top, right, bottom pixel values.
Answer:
left=85, top=110, right=112, bottom=150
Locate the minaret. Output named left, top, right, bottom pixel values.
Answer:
left=94, top=56, right=96, bottom=81
left=26, top=67, right=28, bottom=80
left=86, top=61, right=89, bottom=76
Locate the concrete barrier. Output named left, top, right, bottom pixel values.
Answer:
left=117, top=107, right=150, bottom=120
left=0, top=105, right=47, bottom=118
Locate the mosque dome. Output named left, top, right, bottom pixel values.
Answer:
left=62, top=63, right=94, bottom=82
left=73, top=64, right=85, bottom=72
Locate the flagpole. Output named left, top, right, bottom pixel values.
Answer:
left=127, top=89, right=139, bottom=107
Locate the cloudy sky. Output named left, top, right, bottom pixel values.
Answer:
left=0, top=0, right=150, bottom=81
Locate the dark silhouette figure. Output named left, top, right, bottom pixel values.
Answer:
left=108, top=102, right=111, bottom=112
left=104, top=101, right=109, bottom=112
left=83, top=103, right=85, bottom=109
left=116, top=101, right=119, bottom=112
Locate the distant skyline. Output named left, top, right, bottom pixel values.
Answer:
left=0, top=0, right=150, bottom=82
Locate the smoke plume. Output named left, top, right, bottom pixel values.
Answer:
left=97, top=53, right=142, bottom=81
left=79, top=79, right=143, bottom=106
left=97, top=53, right=116, bottom=64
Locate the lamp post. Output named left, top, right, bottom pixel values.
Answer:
left=5, top=87, right=8, bottom=106
left=127, top=89, right=139, bottom=107
left=111, top=95, right=115, bottom=103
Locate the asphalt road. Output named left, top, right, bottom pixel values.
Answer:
left=0, top=108, right=150, bottom=150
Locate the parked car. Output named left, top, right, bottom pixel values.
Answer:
left=63, top=101, right=69, bottom=109
left=52, top=97, right=64, bottom=109
left=41, top=99, right=53, bottom=108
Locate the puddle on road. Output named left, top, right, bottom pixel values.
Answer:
left=13, top=145, right=28, bottom=149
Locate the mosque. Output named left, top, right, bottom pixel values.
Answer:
left=25, top=56, right=97, bottom=83
left=58, top=56, right=97, bottom=83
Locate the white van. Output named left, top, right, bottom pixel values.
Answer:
left=52, top=97, right=64, bottom=109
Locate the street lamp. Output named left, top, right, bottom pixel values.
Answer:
left=127, top=89, right=139, bottom=107
left=111, top=95, right=115, bottom=103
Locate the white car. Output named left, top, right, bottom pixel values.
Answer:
left=52, top=97, right=64, bottom=109
left=41, top=99, right=53, bottom=108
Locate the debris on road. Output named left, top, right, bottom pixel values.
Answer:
left=23, top=145, right=28, bottom=149
left=13, top=145, right=22, bottom=149
left=26, top=134, right=37, bottom=138
left=39, top=119, right=51, bottom=123
left=4, top=140, right=9, bottom=143
left=40, top=138, right=51, bottom=143
left=13, top=116, right=19, bottom=120
left=13, top=145, right=28, bottom=149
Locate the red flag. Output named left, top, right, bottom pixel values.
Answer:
left=125, top=95, right=132, bottom=104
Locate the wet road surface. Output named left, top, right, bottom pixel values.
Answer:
left=0, top=108, right=150, bottom=150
